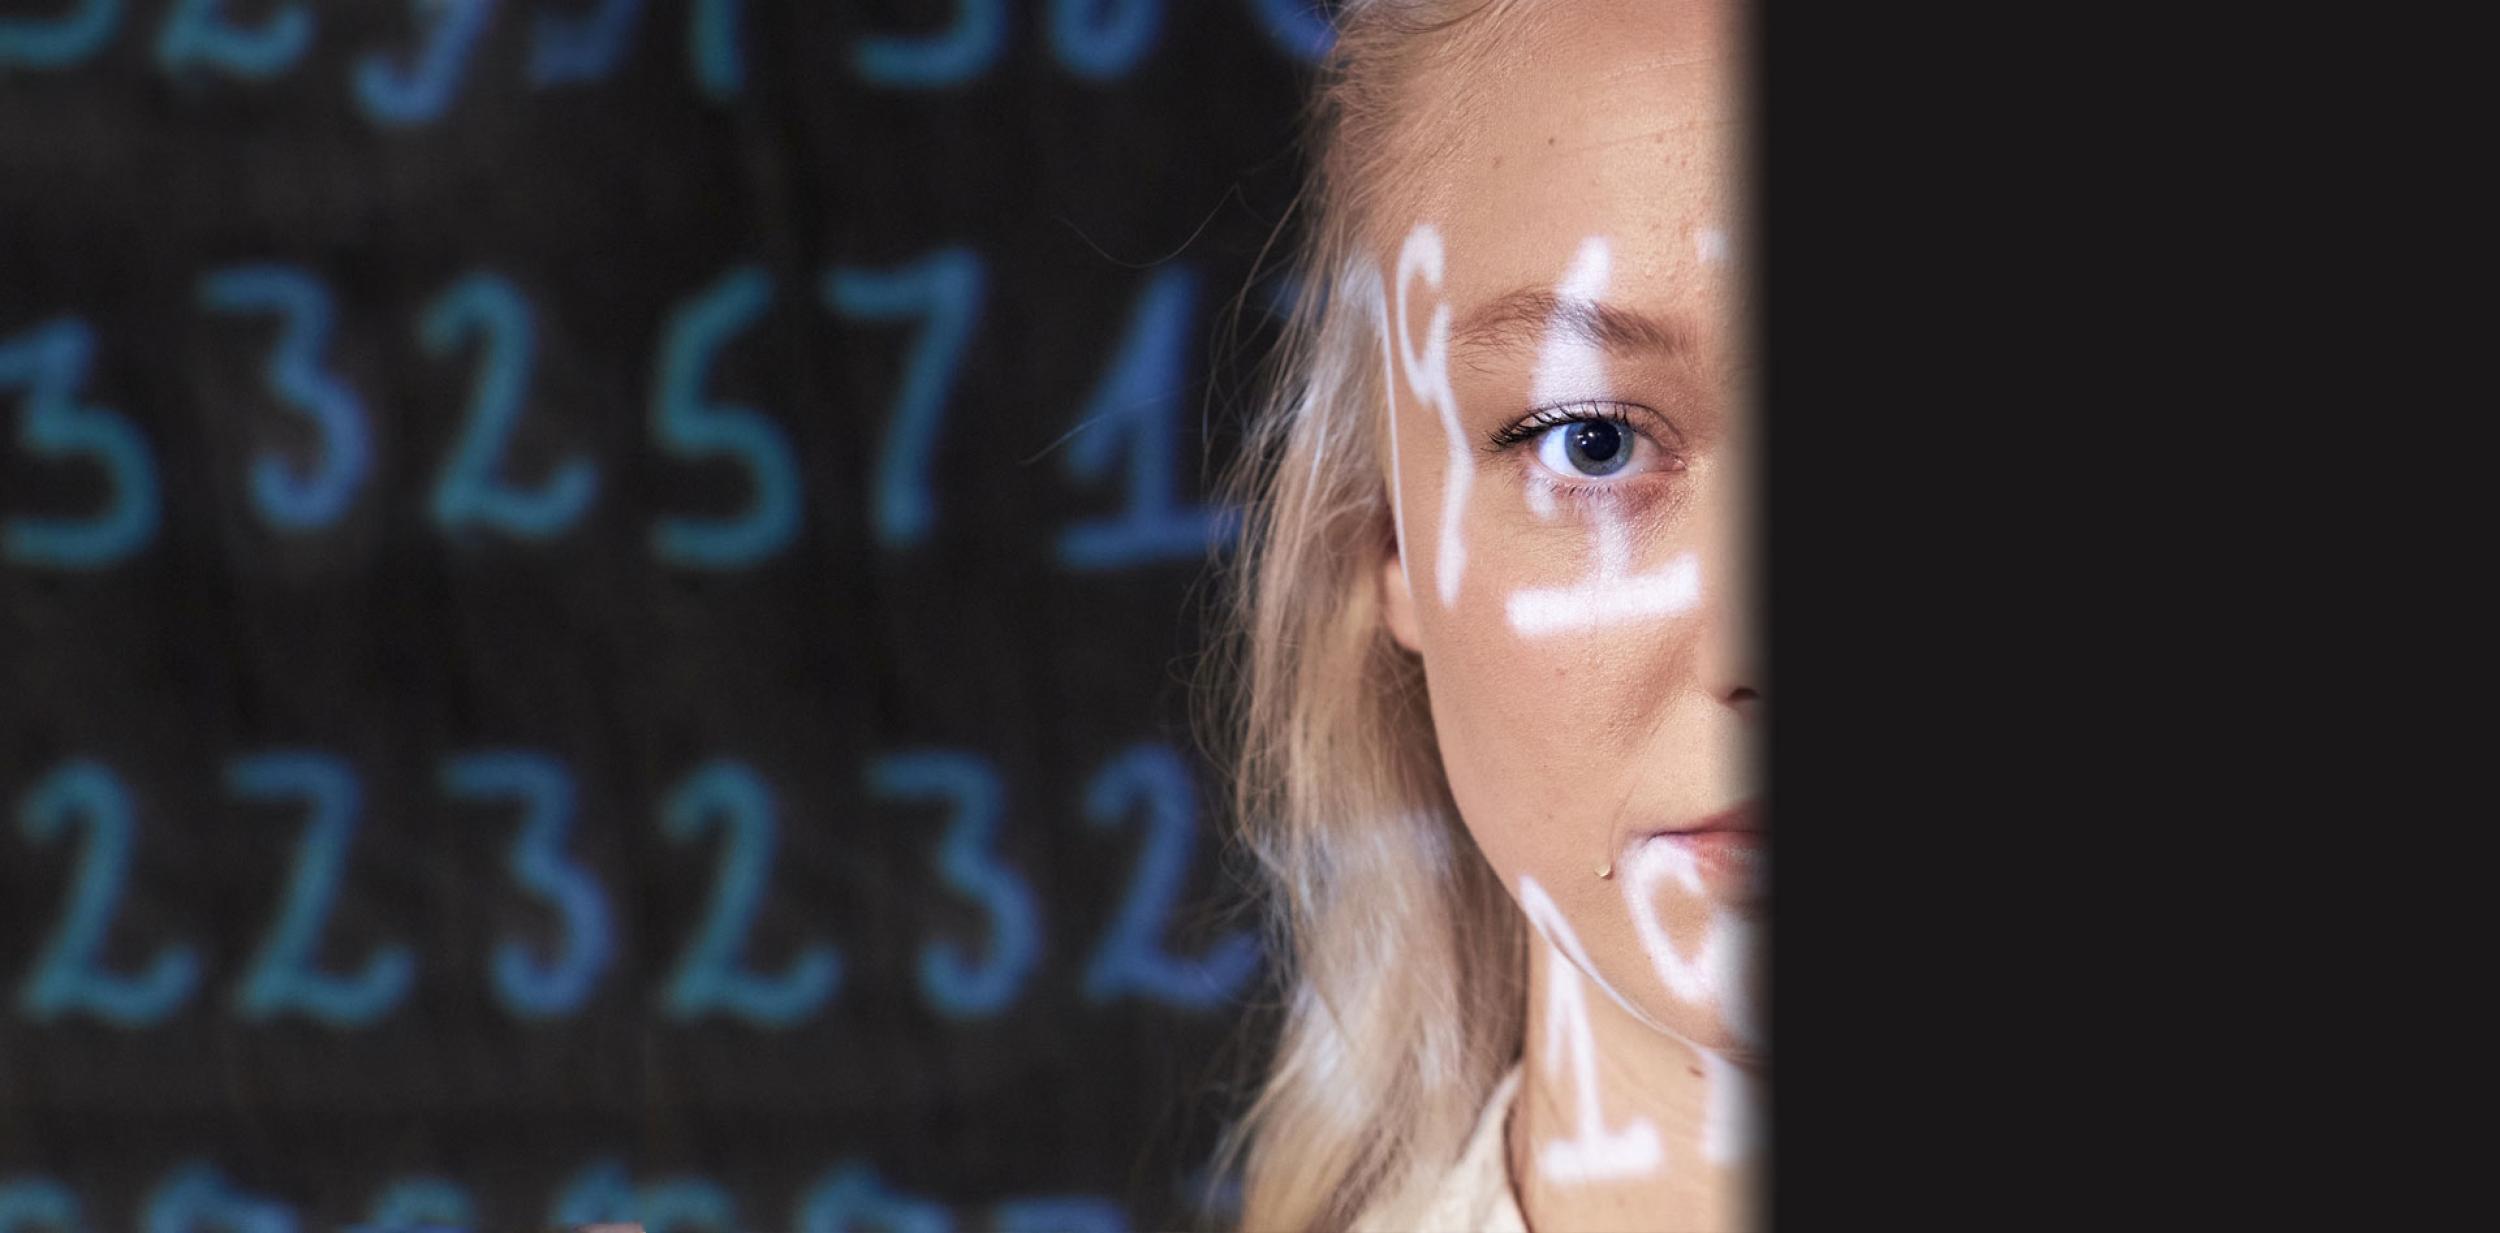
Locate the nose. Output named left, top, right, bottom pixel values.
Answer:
left=1692, top=453, right=1758, bottom=722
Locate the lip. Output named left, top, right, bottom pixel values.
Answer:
left=1629, top=801, right=1765, bottom=904
left=1658, top=801, right=1761, bottom=839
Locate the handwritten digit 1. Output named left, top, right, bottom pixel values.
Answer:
left=1516, top=875, right=1665, bottom=1185
left=1504, top=235, right=1701, bottom=637
left=1055, top=266, right=1236, bottom=571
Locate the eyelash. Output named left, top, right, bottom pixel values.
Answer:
left=1484, top=401, right=1643, bottom=452
left=1482, top=401, right=1686, bottom=497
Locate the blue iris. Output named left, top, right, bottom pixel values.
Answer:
left=1562, top=420, right=1627, bottom=475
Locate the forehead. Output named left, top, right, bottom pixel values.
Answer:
left=1396, top=0, right=1739, bottom=315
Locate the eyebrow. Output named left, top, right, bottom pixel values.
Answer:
left=1450, top=289, right=1690, bottom=361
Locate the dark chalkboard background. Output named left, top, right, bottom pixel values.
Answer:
left=1, top=2, right=1327, bottom=1228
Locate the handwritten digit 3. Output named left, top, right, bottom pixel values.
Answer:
left=0, top=317, right=159, bottom=569
left=442, top=750, right=615, bottom=1019
left=197, top=265, right=375, bottom=533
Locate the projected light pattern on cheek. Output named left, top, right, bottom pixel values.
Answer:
left=1695, top=228, right=1730, bottom=267
left=1697, top=1046, right=1758, bottom=1165
left=1369, top=264, right=1412, bottom=596
left=1503, top=236, right=1702, bottom=638
left=1619, top=840, right=1756, bottom=1049
left=1391, top=223, right=1471, bottom=608
left=1516, top=875, right=1663, bottom=1184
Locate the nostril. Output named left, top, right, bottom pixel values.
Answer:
left=1726, top=685, right=1760, bottom=713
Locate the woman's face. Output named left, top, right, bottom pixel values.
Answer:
left=1375, top=0, right=1759, bottom=1056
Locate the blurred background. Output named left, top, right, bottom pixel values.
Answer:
left=1, top=2, right=1325, bottom=1228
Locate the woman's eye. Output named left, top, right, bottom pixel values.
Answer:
left=1534, top=418, right=1636, bottom=479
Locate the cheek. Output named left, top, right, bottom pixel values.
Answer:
left=1416, top=582, right=1677, bottom=881
left=1405, top=538, right=1758, bottom=1049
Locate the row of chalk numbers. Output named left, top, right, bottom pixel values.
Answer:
left=0, top=0, right=1333, bottom=114
left=0, top=1158, right=1150, bottom=1233
left=9, top=742, right=1259, bottom=1029
left=1, top=251, right=1234, bottom=572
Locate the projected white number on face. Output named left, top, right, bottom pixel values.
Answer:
left=1518, top=875, right=1663, bottom=1184
left=1506, top=235, right=1700, bottom=638
left=1383, top=222, right=1755, bottom=1185
left=1390, top=222, right=1472, bottom=609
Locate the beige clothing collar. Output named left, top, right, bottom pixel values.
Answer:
left=1368, top=1064, right=1529, bottom=1232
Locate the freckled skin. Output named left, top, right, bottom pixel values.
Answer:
left=1372, top=1, right=1758, bottom=1229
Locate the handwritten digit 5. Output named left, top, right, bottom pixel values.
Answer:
left=650, top=267, right=801, bottom=569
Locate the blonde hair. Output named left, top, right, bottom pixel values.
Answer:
left=1204, top=3, right=1538, bottom=1228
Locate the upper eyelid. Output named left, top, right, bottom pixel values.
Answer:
left=1480, top=400, right=1684, bottom=454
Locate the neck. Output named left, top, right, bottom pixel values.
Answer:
left=1508, top=938, right=1762, bottom=1233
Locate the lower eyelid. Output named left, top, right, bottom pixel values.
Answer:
left=1522, top=466, right=1671, bottom=505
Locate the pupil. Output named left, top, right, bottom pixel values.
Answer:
left=1565, top=421, right=1625, bottom=473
